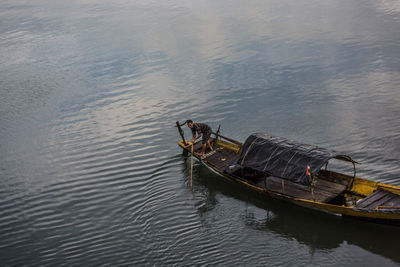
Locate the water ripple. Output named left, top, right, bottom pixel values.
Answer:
left=1, top=0, right=400, bottom=266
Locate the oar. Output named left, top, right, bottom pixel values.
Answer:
left=190, top=143, right=194, bottom=190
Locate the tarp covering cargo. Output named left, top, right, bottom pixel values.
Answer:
left=238, top=133, right=354, bottom=186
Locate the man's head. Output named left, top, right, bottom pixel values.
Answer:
left=186, top=120, right=194, bottom=128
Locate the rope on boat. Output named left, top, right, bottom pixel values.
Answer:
left=281, top=151, right=299, bottom=179
left=240, top=137, right=260, bottom=180
left=240, top=137, right=260, bottom=167
left=263, top=146, right=280, bottom=172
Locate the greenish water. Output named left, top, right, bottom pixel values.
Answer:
left=1, top=0, right=400, bottom=266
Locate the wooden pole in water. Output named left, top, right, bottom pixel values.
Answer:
left=176, top=121, right=187, bottom=146
left=190, top=143, right=194, bottom=190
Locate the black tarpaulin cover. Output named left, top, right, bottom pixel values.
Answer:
left=237, top=133, right=351, bottom=186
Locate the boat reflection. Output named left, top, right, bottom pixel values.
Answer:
left=181, top=154, right=400, bottom=263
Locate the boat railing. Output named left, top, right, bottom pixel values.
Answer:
left=211, top=131, right=243, bottom=147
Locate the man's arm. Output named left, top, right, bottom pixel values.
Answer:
left=191, top=125, right=201, bottom=143
left=192, top=132, right=202, bottom=143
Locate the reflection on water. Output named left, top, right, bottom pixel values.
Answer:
left=1, top=0, right=400, bottom=266
left=190, top=159, right=400, bottom=264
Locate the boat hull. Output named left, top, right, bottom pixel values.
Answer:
left=178, top=139, right=400, bottom=224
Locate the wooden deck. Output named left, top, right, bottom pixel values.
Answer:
left=263, top=176, right=347, bottom=203
left=356, top=189, right=400, bottom=211
left=196, top=140, right=240, bottom=173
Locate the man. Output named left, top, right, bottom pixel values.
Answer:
left=186, top=120, right=213, bottom=156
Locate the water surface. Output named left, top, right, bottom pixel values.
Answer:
left=1, top=0, right=400, bottom=266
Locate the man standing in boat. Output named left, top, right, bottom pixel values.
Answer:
left=186, top=120, right=213, bottom=157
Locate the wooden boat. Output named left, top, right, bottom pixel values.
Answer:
left=176, top=122, right=400, bottom=224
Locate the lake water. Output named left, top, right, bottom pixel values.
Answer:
left=1, top=0, right=400, bottom=266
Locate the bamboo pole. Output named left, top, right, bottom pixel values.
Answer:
left=190, top=143, right=194, bottom=190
